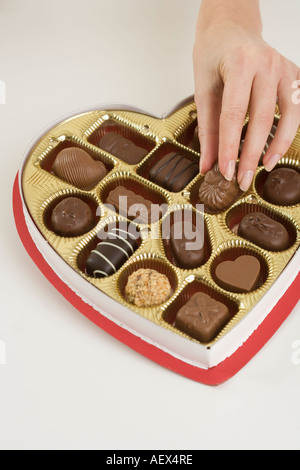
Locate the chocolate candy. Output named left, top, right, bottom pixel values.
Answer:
left=215, top=255, right=261, bottom=293
left=199, top=164, right=240, bottom=212
left=238, top=212, right=290, bottom=252
left=169, top=221, right=206, bottom=269
left=175, top=292, right=230, bottom=343
left=189, top=126, right=200, bottom=153
left=125, top=268, right=172, bottom=307
left=52, top=147, right=107, bottom=190
left=51, top=197, right=94, bottom=237
left=263, top=168, right=300, bottom=206
left=98, top=132, right=148, bottom=165
left=149, top=152, right=198, bottom=192
left=106, top=186, right=155, bottom=224
left=86, top=227, right=139, bottom=278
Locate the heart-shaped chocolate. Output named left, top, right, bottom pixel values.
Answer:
left=215, top=255, right=261, bottom=293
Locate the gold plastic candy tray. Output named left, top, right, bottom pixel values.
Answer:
left=14, top=96, right=300, bottom=384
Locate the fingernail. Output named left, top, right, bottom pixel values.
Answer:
left=199, top=158, right=203, bottom=174
left=239, top=170, right=254, bottom=192
left=224, top=160, right=236, bottom=181
left=264, top=154, right=282, bottom=172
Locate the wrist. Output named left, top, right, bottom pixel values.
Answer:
left=197, top=0, right=263, bottom=36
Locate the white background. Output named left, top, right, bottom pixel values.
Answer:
left=0, top=0, right=300, bottom=450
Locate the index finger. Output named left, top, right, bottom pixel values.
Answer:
left=218, top=71, right=254, bottom=181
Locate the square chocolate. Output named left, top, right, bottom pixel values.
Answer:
left=175, top=292, right=230, bottom=343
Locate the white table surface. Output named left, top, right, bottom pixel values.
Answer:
left=0, top=0, right=299, bottom=451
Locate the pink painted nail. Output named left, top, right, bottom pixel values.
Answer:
left=264, top=154, right=282, bottom=172
left=239, top=170, right=255, bottom=192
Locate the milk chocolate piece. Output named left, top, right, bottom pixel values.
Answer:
left=149, top=152, right=198, bottom=192
left=199, top=164, right=240, bottom=212
left=263, top=168, right=300, bottom=206
left=52, top=147, right=107, bottom=190
left=238, top=212, right=290, bottom=252
left=86, top=227, right=139, bottom=278
left=189, top=126, right=200, bottom=152
left=51, top=197, right=94, bottom=237
left=125, top=268, right=172, bottom=307
left=175, top=292, right=230, bottom=343
left=98, top=132, right=148, bottom=164
left=215, top=255, right=261, bottom=293
left=106, top=186, right=155, bottom=224
left=170, top=221, right=206, bottom=269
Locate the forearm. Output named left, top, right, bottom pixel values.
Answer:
left=197, top=0, right=263, bottom=35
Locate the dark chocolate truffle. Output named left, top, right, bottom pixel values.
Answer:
left=238, top=212, right=290, bottom=252
left=105, top=186, right=155, bottom=224
left=52, top=147, right=107, bottom=190
left=51, top=197, right=94, bottom=237
left=169, top=221, right=206, bottom=269
left=86, top=227, right=139, bottom=278
left=98, top=132, right=148, bottom=165
left=199, top=163, right=240, bottom=212
left=214, top=255, right=261, bottom=293
left=263, top=168, right=300, bottom=206
left=175, top=292, right=230, bottom=343
left=149, top=152, right=198, bottom=192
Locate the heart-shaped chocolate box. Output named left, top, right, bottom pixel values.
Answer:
left=13, top=97, right=300, bottom=384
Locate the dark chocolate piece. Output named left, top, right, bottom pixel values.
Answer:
left=238, top=212, right=290, bottom=252
left=169, top=221, right=206, bottom=269
left=214, top=255, right=261, bottom=293
left=51, top=197, right=94, bottom=237
left=98, top=132, right=148, bottom=164
left=85, top=227, right=138, bottom=278
left=106, top=186, right=155, bottom=224
left=149, top=152, right=198, bottom=192
left=175, top=292, right=230, bottom=343
left=52, top=147, right=107, bottom=190
left=263, top=168, right=300, bottom=206
left=189, top=126, right=200, bottom=152
left=199, top=163, right=240, bottom=212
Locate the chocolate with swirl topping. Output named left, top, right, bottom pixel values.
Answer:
left=198, top=163, right=240, bottom=212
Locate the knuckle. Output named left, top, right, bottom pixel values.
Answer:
left=253, top=111, right=274, bottom=128
left=221, top=106, right=246, bottom=125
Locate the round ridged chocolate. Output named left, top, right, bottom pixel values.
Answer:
left=51, top=197, right=94, bottom=237
left=149, top=152, right=198, bottom=192
left=52, top=147, right=107, bottom=190
left=98, top=132, right=148, bottom=164
left=86, top=228, right=139, bottom=278
left=238, top=212, right=290, bottom=252
left=199, top=164, right=240, bottom=212
left=263, top=167, right=300, bottom=206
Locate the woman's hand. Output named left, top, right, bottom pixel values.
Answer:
left=193, top=0, right=300, bottom=191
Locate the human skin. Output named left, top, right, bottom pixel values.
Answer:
left=193, top=0, right=300, bottom=191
